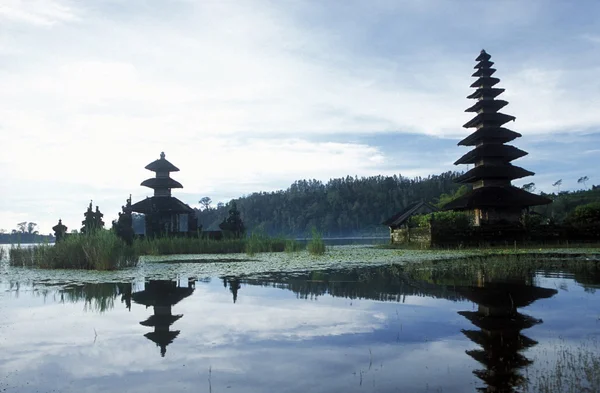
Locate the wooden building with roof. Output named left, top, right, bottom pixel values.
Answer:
left=131, top=152, right=198, bottom=237
left=382, top=201, right=439, bottom=244
left=443, top=50, right=551, bottom=225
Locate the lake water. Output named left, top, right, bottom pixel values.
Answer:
left=1, top=250, right=599, bottom=393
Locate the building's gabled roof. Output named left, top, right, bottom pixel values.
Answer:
left=382, top=201, right=439, bottom=228
left=145, top=152, right=180, bottom=173
left=442, top=186, right=552, bottom=210
left=131, top=196, right=195, bottom=214
left=454, top=144, right=527, bottom=165
left=457, top=127, right=521, bottom=146
left=455, top=164, right=534, bottom=183
left=141, top=177, right=183, bottom=189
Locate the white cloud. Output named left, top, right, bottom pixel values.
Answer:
left=1, top=0, right=600, bottom=231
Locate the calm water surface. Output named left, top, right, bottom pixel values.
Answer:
left=1, top=261, right=599, bottom=392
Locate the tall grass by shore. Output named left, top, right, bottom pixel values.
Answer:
left=0, top=246, right=6, bottom=262
left=9, top=230, right=138, bottom=270
left=307, top=228, right=326, bottom=255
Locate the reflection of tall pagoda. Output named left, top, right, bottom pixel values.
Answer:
left=130, top=152, right=197, bottom=237
left=132, top=280, right=194, bottom=357
left=444, top=50, right=551, bottom=225
left=456, top=279, right=557, bottom=392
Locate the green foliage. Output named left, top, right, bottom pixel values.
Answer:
left=522, top=212, right=544, bottom=229
left=9, top=230, right=137, bottom=270
left=307, top=227, right=326, bottom=255
left=567, top=202, right=600, bottom=226
left=436, top=185, right=470, bottom=208
left=134, top=236, right=246, bottom=255
left=534, top=188, right=600, bottom=223
left=245, top=231, right=286, bottom=256
left=219, top=202, right=246, bottom=238
left=411, top=211, right=471, bottom=229
left=0, top=246, right=6, bottom=261
left=197, top=172, right=464, bottom=237
left=284, top=239, right=303, bottom=253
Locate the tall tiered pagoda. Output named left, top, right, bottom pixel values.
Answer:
left=443, top=50, right=551, bottom=225
left=131, top=152, right=197, bottom=236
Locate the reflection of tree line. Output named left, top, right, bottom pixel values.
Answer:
left=31, top=262, right=596, bottom=392
left=237, top=266, right=466, bottom=302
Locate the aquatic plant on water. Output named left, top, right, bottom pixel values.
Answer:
left=9, top=230, right=138, bottom=270
left=307, top=227, right=326, bottom=256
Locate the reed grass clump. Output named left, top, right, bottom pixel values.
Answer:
left=307, top=228, right=326, bottom=256
left=0, top=246, right=6, bottom=262
left=245, top=232, right=287, bottom=256
left=134, top=236, right=246, bottom=255
left=284, top=239, right=303, bottom=253
left=9, top=230, right=138, bottom=270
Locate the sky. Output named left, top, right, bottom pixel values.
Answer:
left=1, top=0, right=599, bottom=234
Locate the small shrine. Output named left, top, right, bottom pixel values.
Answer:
left=52, top=219, right=68, bottom=243
left=130, top=152, right=197, bottom=237
left=443, top=50, right=551, bottom=225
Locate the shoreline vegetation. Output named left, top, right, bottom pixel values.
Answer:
left=7, top=229, right=326, bottom=270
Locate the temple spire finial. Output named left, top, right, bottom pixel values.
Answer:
left=160, top=152, right=165, bottom=160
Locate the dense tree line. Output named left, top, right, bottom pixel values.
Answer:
left=197, top=171, right=464, bottom=237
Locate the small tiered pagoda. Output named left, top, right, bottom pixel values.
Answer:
left=130, top=152, right=197, bottom=237
left=132, top=280, right=195, bottom=357
left=444, top=50, right=551, bottom=225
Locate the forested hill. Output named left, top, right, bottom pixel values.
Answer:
left=196, top=171, right=464, bottom=237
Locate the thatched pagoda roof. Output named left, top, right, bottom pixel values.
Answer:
left=466, top=87, right=504, bottom=99
left=458, top=311, right=540, bottom=331
left=467, top=349, right=533, bottom=369
left=130, top=196, right=195, bottom=214
left=463, top=112, right=516, bottom=128
left=465, top=99, right=508, bottom=113
left=145, top=330, right=180, bottom=357
left=475, top=50, right=492, bottom=62
left=141, top=177, right=183, bottom=189
left=470, top=76, right=500, bottom=88
left=442, top=186, right=552, bottom=210
left=471, top=67, right=496, bottom=77
left=454, top=144, right=527, bottom=165
left=132, top=280, right=195, bottom=307
left=145, top=152, right=180, bottom=173
left=454, top=283, right=557, bottom=308
left=140, top=314, right=183, bottom=327
left=462, top=329, right=538, bottom=349
left=457, top=127, right=521, bottom=146
left=455, top=164, right=534, bottom=183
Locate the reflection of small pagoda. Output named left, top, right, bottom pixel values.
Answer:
left=456, top=279, right=557, bottom=392
left=131, top=152, right=197, bottom=237
left=132, top=280, right=194, bottom=357
left=444, top=50, right=551, bottom=225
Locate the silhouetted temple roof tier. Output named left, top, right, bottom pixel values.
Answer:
left=472, top=67, right=496, bottom=77
left=469, top=76, right=500, bottom=89
left=145, top=330, right=180, bottom=357
left=474, top=59, right=494, bottom=69
left=455, top=283, right=557, bottom=308
left=473, top=369, right=526, bottom=392
left=458, top=311, right=541, bottom=331
left=145, top=152, right=180, bottom=172
left=468, top=349, right=533, bottom=370
left=467, top=87, right=504, bottom=99
left=140, top=314, right=183, bottom=327
left=455, top=165, right=534, bottom=183
left=454, top=144, right=527, bottom=165
left=463, top=112, right=516, bottom=129
left=140, top=177, right=183, bottom=190
left=457, top=127, right=521, bottom=146
left=462, top=329, right=538, bottom=349
left=476, top=50, right=492, bottom=62
left=465, top=99, right=508, bottom=113
left=443, top=186, right=552, bottom=210
left=130, top=196, right=194, bottom=214
left=132, top=281, right=195, bottom=307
